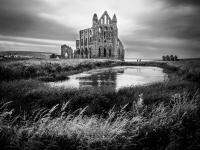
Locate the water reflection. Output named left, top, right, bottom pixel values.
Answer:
left=77, top=68, right=121, bottom=89
left=49, top=66, right=168, bottom=90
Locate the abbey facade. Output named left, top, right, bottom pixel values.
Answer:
left=74, top=11, right=125, bottom=60
left=60, top=11, right=125, bottom=60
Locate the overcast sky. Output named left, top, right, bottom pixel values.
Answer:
left=0, top=0, right=199, bottom=59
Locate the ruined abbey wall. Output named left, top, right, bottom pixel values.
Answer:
left=61, top=45, right=73, bottom=58
left=61, top=11, right=125, bottom=60
left=74, top=11, right=125, bottom=60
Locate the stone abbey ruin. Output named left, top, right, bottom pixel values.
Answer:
left=61, top=11, right=125, bottom=60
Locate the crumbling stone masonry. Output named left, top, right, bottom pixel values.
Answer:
left=61, top=11, right=125, bottom=60
left=61, top=44, right=73, bottom=58
left=74, top=11, right=125, bottom=60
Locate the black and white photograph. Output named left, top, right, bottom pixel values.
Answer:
left=0, top=0, right=200, bottom=149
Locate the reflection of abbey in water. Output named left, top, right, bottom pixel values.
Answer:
left=77, top=68, right=124, bottom=89
left=61, top=11, right=125, bottom=60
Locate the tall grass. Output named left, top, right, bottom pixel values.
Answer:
left=0, top=79, right=198, bottom=118
left=0, top=59, right=117, bottom=81
left=0, top=91, right=199, bottom=150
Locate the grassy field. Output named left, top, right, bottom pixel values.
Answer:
left=0, top=58, right=200, bottom=150
left=0, top=51, right=53, bottom=59
left=0, top=59, right=119, bottom=81
left=1, top=58, right=199, bottom=82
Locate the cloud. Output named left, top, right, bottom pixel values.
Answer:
left=134, top=5, right=200, bottom=40
left=0, top=0, right=199, bottom=58
left=163, top=0, right=200, bottom=7
left=120, top=0, right=200, bottom=58
left=0, top=35, right=74, bottom=46
left=0, top=35, right=75, bottom=53
left=0, top=0, right=75, bottom=40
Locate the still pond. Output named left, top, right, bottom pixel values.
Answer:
left=49, top=66, right=168, bottom=90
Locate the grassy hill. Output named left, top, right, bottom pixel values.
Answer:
left=0, top=51, right=54, bottom=59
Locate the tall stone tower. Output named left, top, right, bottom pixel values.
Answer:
left=92, top=13, right=98, bottom=27
left=74, top=11, right=125, bottom=60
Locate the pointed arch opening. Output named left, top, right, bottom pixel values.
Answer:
left=85, top=48, right=88, bottom=58
left=81, top=49, right=84, bottom=58
left=104, top=15, right=107, bottom=24
left=109, top=49, right=111, bottom=57
left=89, top=48, right=92, bottom=58
left=104, top=48, right=106, bottom=57
left=99, top=48, right=101, bottom=57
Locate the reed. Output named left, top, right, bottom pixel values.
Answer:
left=0, top=91, right=199, bottom=150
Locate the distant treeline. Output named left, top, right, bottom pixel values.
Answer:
left=162, top=55, right=178, bottom=61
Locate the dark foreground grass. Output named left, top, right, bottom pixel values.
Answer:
left=0, top=90, right=200, bottom=150
left=0, top=79, right=198, bottom=117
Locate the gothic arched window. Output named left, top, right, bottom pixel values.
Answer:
left=89, top=48, right=92, bottom=58
left=99, top=48, right=101, bottom=57
left=109, top=49, right=111, bottom=57
left=104, top=15, right=107, bottom=24
left=104, top=48, right=106, bottom=57
left=85, top=48, right=88, bottom=58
